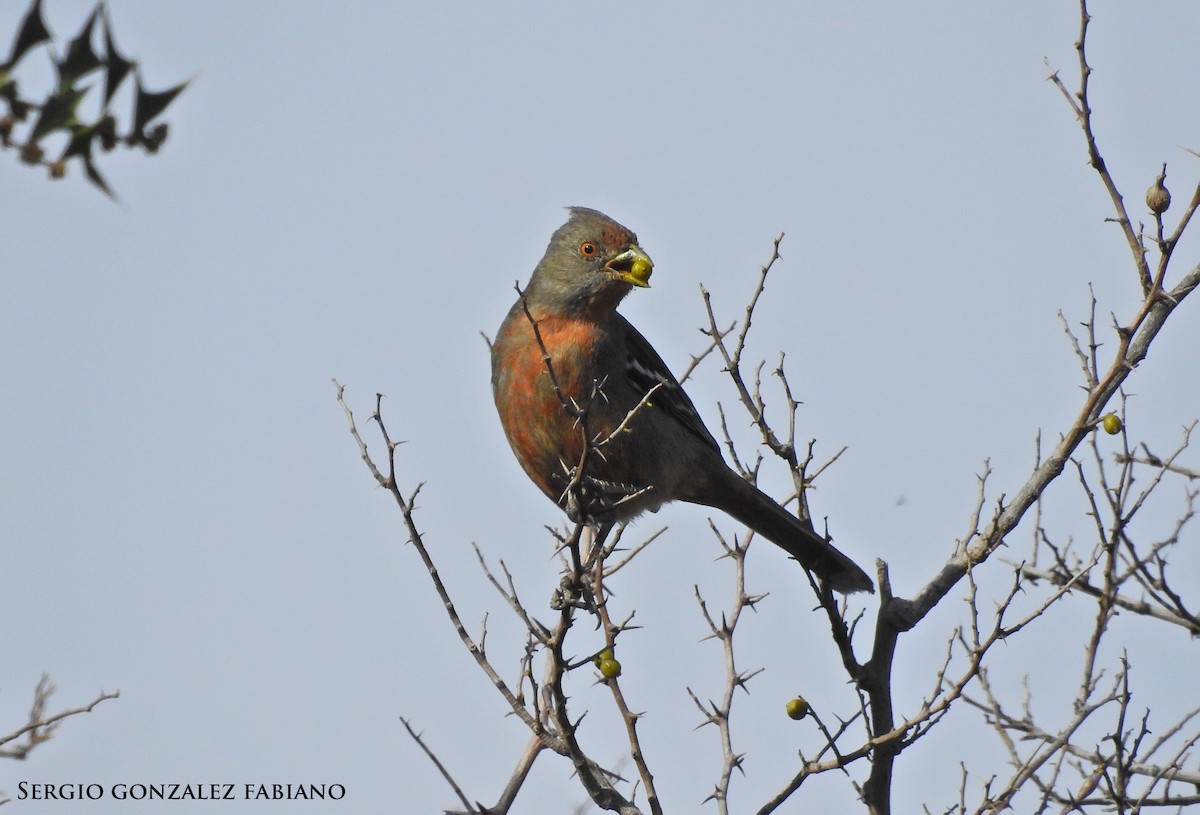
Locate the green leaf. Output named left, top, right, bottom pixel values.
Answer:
left=57, top=4, right=103, bottom=84
left=83, top=155, right=116, bottom=200
left=29, top=83, right=88, bottom=142
left=4, top=0, right=52, bottom=71
left=61, top=122, right=96, bottom=160
left=132, top=72, right=188, bottom=136
left=100, top=6, right=133, bottom=106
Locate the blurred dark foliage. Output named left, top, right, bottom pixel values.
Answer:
left=0, top=0, right=188, bottom=198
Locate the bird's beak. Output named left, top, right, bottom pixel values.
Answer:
left=605, top=246, right=654, bottom=288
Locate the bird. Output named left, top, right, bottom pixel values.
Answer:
left=490, top=207, right=872, bottom=595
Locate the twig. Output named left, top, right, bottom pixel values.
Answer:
left=401, top=717, right=479, bottom=815
left=0, top=678, right=119, bottom=759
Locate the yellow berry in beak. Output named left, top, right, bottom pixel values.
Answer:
left=606, top=247, right=653, bottom=288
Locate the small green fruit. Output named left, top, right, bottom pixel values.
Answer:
left=785, top=697, right=811, bottom=720
left=1101, top=413, right=1122, bottom=435
left=598, top=658, right=622, bottom=679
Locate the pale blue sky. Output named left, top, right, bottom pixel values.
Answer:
left=4, top=2, right=1199, bottom=812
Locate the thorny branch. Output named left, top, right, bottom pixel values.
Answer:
left=0, top=676, right=118, bottom=760
left=336, top=3, right=1199, bottom=812
left=694, top=1, right=1200, bottom=812
left=687, top=525, right=765, bottom=815
left=336, top=373, right=661, bottom=815
left=0, top=677, right=118, bottom=807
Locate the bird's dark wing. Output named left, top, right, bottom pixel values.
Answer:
left=617, top=315, right=722, bottom=455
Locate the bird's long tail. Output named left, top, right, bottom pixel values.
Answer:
left=702, top=474, right=873, bottom=595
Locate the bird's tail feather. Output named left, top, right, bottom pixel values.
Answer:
left=704, top=475, right=873, bottom=595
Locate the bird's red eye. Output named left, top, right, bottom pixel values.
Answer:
left=580, top=242, right=598, bottom=257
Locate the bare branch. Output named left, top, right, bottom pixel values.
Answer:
left=0, top=677, right=118, bottom=759
left=401, top=717, right=480, bottom=815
